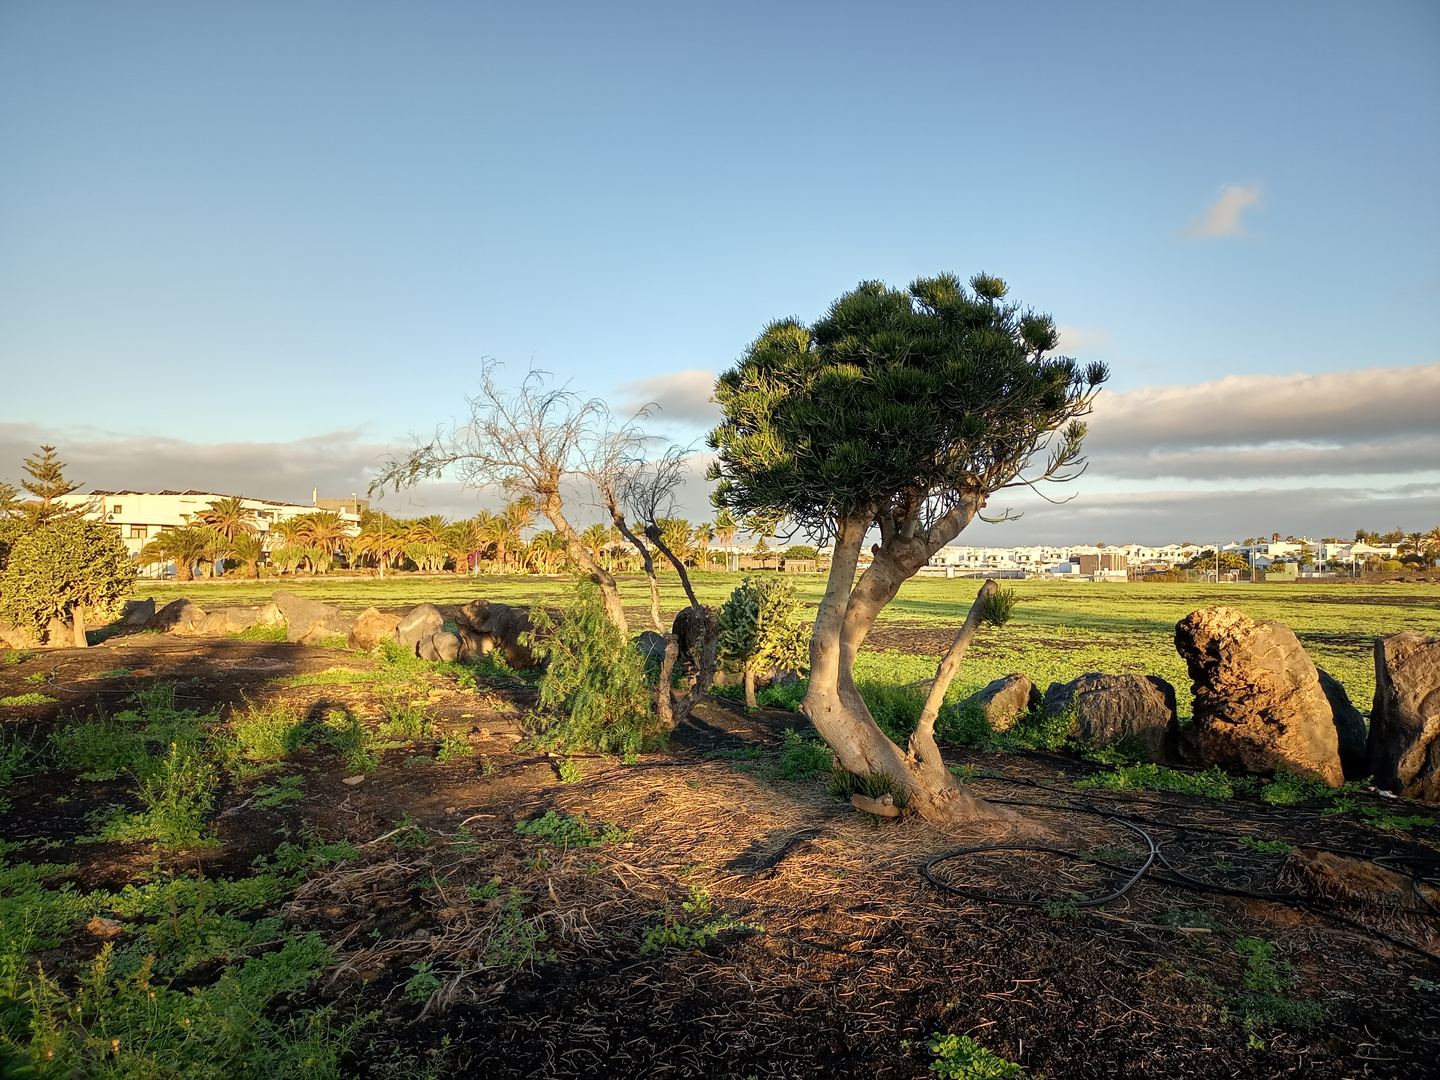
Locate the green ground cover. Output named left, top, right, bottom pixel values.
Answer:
left=127, top=573, right=1439, bottom=719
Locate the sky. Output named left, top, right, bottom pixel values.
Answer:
left=1, top=1, right=1437, bottom=544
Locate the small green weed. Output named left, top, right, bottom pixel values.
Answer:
left=637, top=902, right=759, bottom=955
left=467, top=880, right=500, bottom=901
left=1239, top=836, right=1293, bottom=854
left=404, top=960, right=444, bottom=1003
left=557, top=757, right=585, bottom=783
left=24, top=671, right=47, bottom=683
left=379, top=690, right=432, bottom=740
left=253, top=773, right=306, bottom=809
left=0, top=692, right=56, bottom=706
left=93, top=666, right=132, bottom=678
left=927, top=1032, right=1026, bottom=1078
left=513, top=810, right=629, bottom=847
left=1260, top=768, right=1337, bottom=806
left=93, top=742, right=219, bottom=849
left=485, top=887, right=555, bottom=967
left=1, top=651, right=37, bottom=665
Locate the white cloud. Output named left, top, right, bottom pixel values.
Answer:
left=613, top=368, right=720, bottom=426
left=1055, top=324, right=1112, bottom=354
left=1183, top=183, right=1262, bottom=238
left=1085, top=363, right=1440, bottom=468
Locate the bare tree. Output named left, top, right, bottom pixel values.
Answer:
left=621, top=447, right=721, bottom=728
left=582, top=409, right=665, bottom=632
left=371, top=361, right=629, bottom=633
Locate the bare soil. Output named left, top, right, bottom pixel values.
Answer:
left=2, top=634, right=1438, bottom=1078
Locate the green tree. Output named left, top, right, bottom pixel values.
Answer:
left=17, top=445, right=86, bottom=527
left=0, top=480, right=19, bottom=518
left=717, top=576, right=812, bottom=708
left=708, top=272, right=1104, bottom=821
left=0, top=519, right=136, bottom=646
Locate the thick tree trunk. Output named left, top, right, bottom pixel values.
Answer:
left=744, top=666, right=757, bottom=709
left=71, top=606, right=87, bottom=648
left=541, top=493, right=627, bottom=636
left=801, top=506, right=1009, bottom=824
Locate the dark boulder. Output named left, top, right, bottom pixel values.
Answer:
left=1043, top=673, right=1177, bottom=760
left=1366, top=632, right=1440, bottom=800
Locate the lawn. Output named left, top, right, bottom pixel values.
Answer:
left=127, top=572, right=1440, bottom=719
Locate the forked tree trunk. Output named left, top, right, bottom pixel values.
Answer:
left=802, top=508, right=1012, bottom=824
left=539, top=492, right=628, bottom=637
left=647, top=526, right=720, bottom=728
left=607, top=507, right=664, bottom=632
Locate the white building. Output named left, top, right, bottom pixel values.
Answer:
left=60, top=490, right=363, bottom=570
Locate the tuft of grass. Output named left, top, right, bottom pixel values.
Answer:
left=775, top=728, right=831, bottom=781
left=229, top=698, right=308, bottom=760
left=435, top=730, right=474, bottom=762
left=231, top=623, right=287, bottom=642
left=1074, top=763, right=1235, bottom=800
left=827, top=767, right=909, bottom=808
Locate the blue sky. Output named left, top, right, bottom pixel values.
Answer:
left=1, top=1, right=1437, bottom=541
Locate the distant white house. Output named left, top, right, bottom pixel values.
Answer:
left=59, top=489, right=363, bottom=574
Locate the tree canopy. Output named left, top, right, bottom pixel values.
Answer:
left=709, top=273, right=1106, bottom=540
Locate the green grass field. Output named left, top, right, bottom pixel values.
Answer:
left=129, top=572, right=1440, bottom=719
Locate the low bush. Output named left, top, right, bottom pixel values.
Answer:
left=1074, top=763, right=1235, bottom=800
left=513, top=810, right=629, bottom=847
left=527, top=578, right=662, bottom=754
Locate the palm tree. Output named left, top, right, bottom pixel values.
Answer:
left=714, top=509, right=738, bottom=570
left=658, top=517, right=695, bottom=566
left=501, top=497, right=536, bottom=569
left=529, top=530, right=568, bottom=575
left=477, top=512, right=511, bottom=572
left=270, top=516, right=307, bottom=547
left=695, top=521, right=715, bottom=569
left=228, top=532, right=264, bottom=578
left=580, top=522, right=613, bottom=569
left=194, top=496, right=257, bottom=543
left=139, top=527, right=216, bottom=582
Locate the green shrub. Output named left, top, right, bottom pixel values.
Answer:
left=0, top=518, right=136, bottom=637
left=936, top=700, right=991, bottom=746
left=717, top=576, right=811, bottom=689
left=827, top=766, right=909, bottom=807
left=527, top=578, right=661, bottom=754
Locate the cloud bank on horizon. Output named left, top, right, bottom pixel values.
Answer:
left=3, top=361, right=1435, bottom=546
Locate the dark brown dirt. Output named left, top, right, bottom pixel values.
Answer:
left=2, top=634, right=1438, bottom=1078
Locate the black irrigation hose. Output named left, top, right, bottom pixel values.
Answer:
left=923, top=797, right=1440, bottom=963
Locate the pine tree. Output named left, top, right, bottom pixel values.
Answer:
left=19, top=445, right=85, bottom=526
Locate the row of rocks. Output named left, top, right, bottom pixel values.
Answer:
left=121, top=592, right=537, bottom=666
left=961, top=606, right=1436, bottom=798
